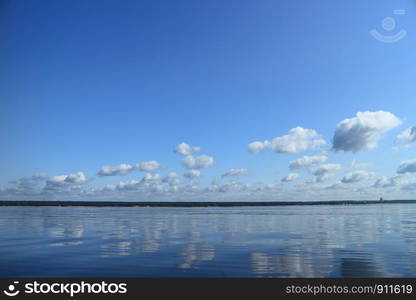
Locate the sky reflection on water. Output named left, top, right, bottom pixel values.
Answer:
left=1, top=204, right=416, bottom=277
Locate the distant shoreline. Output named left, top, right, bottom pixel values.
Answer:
left=1, top=200, right=416, bottom=207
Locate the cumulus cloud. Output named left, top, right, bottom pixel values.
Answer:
left=98, top=164, right=134, bottom=176
left=136, top=160, right=161, bottom=172
left=325, top=181, right=347, bottom=190
left=396, top=126, right=416, bottom=144
left=98, top=160, right=161, bottom=176
left=311, top=164, right=341, bottom=182
left=397, top=160, right=416, bottom=174
left=182, top=155, right=214, bottom=169
left=184, top=170, right=201, bottom=178
left=281, top=173, right=300, bottom=183
left=162, top=172, right=180, bottom=186
left=373, top=175, right=405, bottom=188
left=142, top=173, right=161, bottom=182
left=289, top=155, right=328, bottom=170
left=2, top=175, right=47, bottom=196
left=314, top=173, right=333, bottom=183
left=332, top=111, right=402, bottom=153
left=66, top=172, right=88, bottom=184
left=114, top=180, right=142, bottom=191
left=174, top=142, right=201, bottom=156
left=218, top=181, right=246, bottom=193
left=222, top=168, right=249, bottom=177
left=45, top=172, right=87, bottom=191
left=247, top=141, right=267, bottom=153
left=248, top=127, right=326, bottom=154
left=110, top=173, right=164, bottom=193
left=48, top=172, right=87, bottom=185
left=341, top=170, right=375, bottom=184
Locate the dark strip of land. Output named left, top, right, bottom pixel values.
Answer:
left=0, top=200, right=416, bottom=207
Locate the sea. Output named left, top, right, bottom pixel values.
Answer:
left=1, top=203, right=416, bottom=277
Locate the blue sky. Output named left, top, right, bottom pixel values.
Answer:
left=1, top=0, right=416, bottom=201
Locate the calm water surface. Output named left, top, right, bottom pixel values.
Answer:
left=1, top=204, right=416, bottom=277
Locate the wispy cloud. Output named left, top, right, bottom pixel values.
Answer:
left=184, top=170, right=201, bottom=178
left=98, top=164, right=134, bottom=176
left=396, top=126, right=416, bottom=148
left=222, top=168, right=249, bottom=178
left=397, top=160, right=416, bottom=174
left=281, top=173, right=300, bottom=183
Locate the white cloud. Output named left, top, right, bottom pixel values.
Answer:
left=397, top=160, right=416, bottom=174
left=373, top=176, right=394, bottom=188
left=281, top=173, right=300, bottom=183
left=311, top=164, right=341, bottom=182
left=325, top=181, right=347, bottom=190
left=247, top=141, right=267, bottom=153
left=222, top=168, right=249, bottom=177
left=332, top=111, right=402, bottom=152
left=98, top=164, right=134, bottom=176
left=111, top=173, right=163, bottom=193
left=248, top=127, right=326, bottom=154
left=136, top=160, right=161, bottom=172
left=51, top=172, right=86, bottom=184
left=174, top=142, right=201, bottom=156
left=1, top=175, right=46, bottom=196
left=115, top=180, right=142, bottom=191
left=184, top=170, right=201, bottom=178
left=182, top=155, right=214, bottom=169
left=142, top=173, right=161, bottom=181
left=45, top=172, right=87, bottom=191
left=341, top=170, right=375, bottom=184
left=65, top=172, right=87, bottom=184
left=373, top=175, right=405, bottom=188
left=162, top=172, right=180, bottom=186
left=289, top=155, right=327, bottom=169
left=397, top=126, right=416, bottom=144
left=218, top=181, right=245, bottom=193
left=98, top=160, right=161, bottom=176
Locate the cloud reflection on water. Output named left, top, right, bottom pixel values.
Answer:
left=1, top=205, right=416, bottom=277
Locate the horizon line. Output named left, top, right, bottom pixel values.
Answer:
left=1, top=199, right=416, bottom=208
